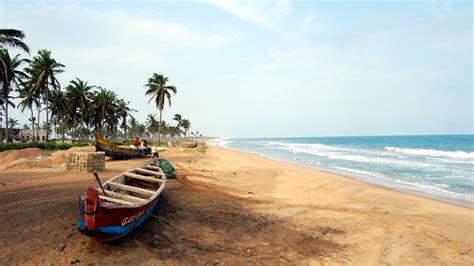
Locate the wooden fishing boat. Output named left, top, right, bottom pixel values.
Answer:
left=180, top=142, right=198, bottom=148
left=77, top=167, right=166, bottom=240
left=94, top=133, right=151, bottom=159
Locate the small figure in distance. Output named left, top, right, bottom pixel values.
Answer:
left=140, top=139, right=150, bottom=156
left=152, top=152, right=159, bottom=166
left=133, top=137, right=139, bottom=147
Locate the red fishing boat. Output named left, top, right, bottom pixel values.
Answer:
left=77, top=167, right=166, bottom=240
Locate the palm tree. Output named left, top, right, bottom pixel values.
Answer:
left=181, top=119, right=191, bottom=138
left=146, top=114, right=159, bottom=139
left=26, top=49, right=64, bottom=141
left=169, top=126, right=181, bottom=138
left=49, top=89, right=68, bottom=142
left=116, top=98, right=136, bottom=140
left=18, top=82, right=38, bottom=141
left=144, top=73, right=177, bottom=145
left=0, top=30, right=29, bottom=102
left=65, top=78, right=93, bottom=140
left=7, top=118, right=19, bottom=129
left=174, top=113, right=182, bottom=129
left=92, top=87, right=118, bottom=136
left=0, top=48, right=28, bottom=142
left=49, top=116, right=60, bottom=139
left=82, top=100, right=96, bottom=141
left=41, top=121, right=48, bottom=131
left=22, top=123, right=30, bottom=130
left=0, top=29, right=29, bottom=53
left=27, top=116, right=37, bottom=140
left=128, top=116, right=138, bottom=139
left=137, top=123, right=146, bottom=138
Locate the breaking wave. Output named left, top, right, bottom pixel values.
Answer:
left=385, top=147, right=474, bottom=159
left=206, top=138, right=233, bottom=147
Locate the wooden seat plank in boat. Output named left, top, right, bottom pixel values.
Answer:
left=124, top=172, right=163, bottom=183
left=107, top=182, right=155, bottom=197
left=98, top=195, right=135, bottom=206
left=134, top=168, right=163, bottom=177
left=96, top=188, right=147, bottom=204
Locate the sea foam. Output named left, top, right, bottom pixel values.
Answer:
left=385, top=147, right=474, bottom=159
left=331, top=166, right=473, bottom=202
left=206, top=138, right=233, bottom=147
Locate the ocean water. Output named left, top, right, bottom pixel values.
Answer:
left=209, top=135, right=474, bottom=207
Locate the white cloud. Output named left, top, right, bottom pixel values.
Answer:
left=3, top=2, right=241, bottom=126
left=2, top=1, right=471, bottom=137
left=205, top=0, right=291, bottom=30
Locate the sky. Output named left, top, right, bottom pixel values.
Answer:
left=0, top=0, right=472, bottom=138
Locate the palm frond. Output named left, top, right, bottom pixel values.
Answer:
left=0, top=29, right=29, bottom=53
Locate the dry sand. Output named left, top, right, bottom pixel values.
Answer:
left=0, top=145, right=472, bottom=264
left=0, top=148, right=49, bottom=171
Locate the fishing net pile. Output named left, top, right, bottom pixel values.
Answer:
left=144, top=158, right=175, bottom=178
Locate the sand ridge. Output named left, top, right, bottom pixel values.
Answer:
left=0, top=148, right=50, bottom=171
left=0, top=146, right=97, bottom=171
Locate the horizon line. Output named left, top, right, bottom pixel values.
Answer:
left=220, top=133, right=474, bottom=140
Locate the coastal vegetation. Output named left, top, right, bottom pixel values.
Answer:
left=0, top=141, right=87, bottom=152
left=0, top=29, right=200, bottom=144
left=144, top=73, right=177, bottom=145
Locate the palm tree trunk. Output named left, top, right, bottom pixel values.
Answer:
left=86, top=123, right=90, bottom=142
left=36, top=103, right=40, bottom=141
left=45, top=86, right=50, bottom=142
left=158, top=110, right=162, bottom=146
left=30, top=108, right=35, bottom=142
left=123, top=118, right=127, bottom=141
left=61, top=113, right=65, bottom=143
left=80, top=113, right=83, bottom=141
left=4, top=101, right=9, bottom=142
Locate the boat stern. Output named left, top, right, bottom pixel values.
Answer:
left=77, top=187, right=98, bottom=231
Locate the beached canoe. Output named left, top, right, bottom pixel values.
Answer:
left=180, top=142, right=198, bottom=148
left=77, top=167, right=166, bottom=240
left=144, top=158, right=175, bottom=178
left=94, top=133, right=151, bottom=159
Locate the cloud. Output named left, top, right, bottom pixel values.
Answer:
left=205, top=0, right=291, bottom=30
left=3, top=2, right=240, bottom=53
left=2, top=1, right=471, bottom=137
left=3, top=2, right=241, bottom=126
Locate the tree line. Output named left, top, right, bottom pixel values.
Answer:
left=0, top=29, right=198, bottom=144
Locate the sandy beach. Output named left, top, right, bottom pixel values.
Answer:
left=0, top=144, right=472, bottom=264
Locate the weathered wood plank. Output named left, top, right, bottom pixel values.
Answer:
left=99, top=195, right=135, bottom=206
left=124, top=172, right=163, bottom=183
left=96, top=188, right=146, bottom=203
left=134, top=168, right=163, bottom=177
left=107, top=182, right=155, bottom=197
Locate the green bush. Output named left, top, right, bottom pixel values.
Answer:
left=0, top=141, right=89, bottom=152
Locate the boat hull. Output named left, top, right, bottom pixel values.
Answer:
left=94, top=133, right=150, bottom=159
left=77, top=167, right=166, bottom=241
left=181, top=143, right=198, bottom=148
left=77, top=193, right=160, bottom=240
